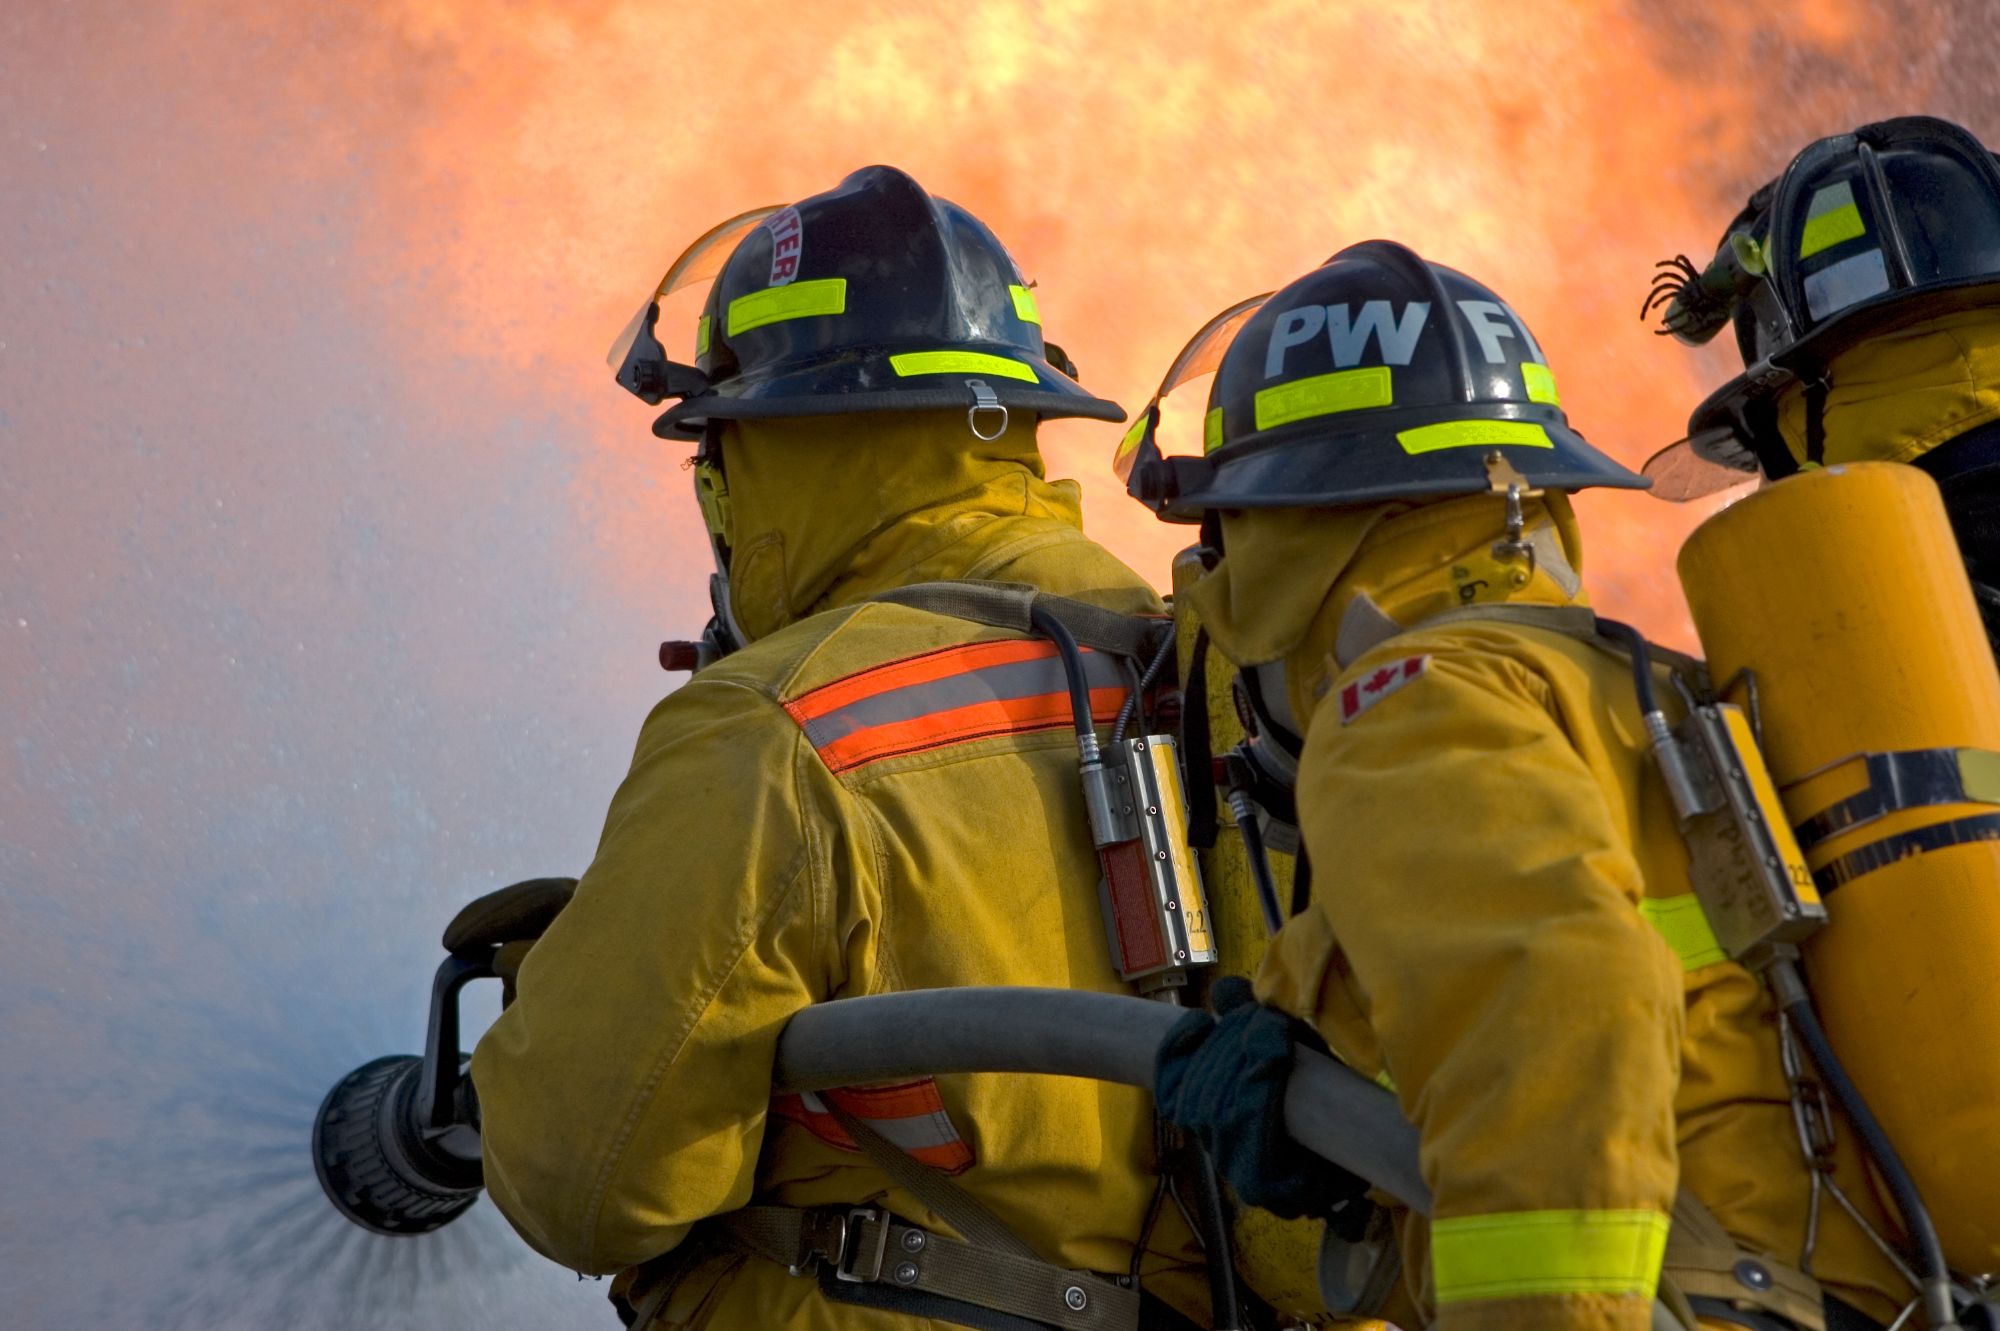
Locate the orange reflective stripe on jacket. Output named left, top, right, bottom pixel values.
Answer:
left=783, top=637, right=1129, bottom=774
left=770, top=1079, right=976, bottom=1174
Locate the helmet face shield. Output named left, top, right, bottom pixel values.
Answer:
left=1115, top=293, right=1270, bottom=490
left=608, top=207, right=782, bottom=405
left=1640, top=429, right=1760, bottom=502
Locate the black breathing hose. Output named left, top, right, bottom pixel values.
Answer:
left=1226, top=777, right=1285, bottom=937
left=1113, top=623, right=1176, bottom=746
left=1592, top=617, right=1662, bottom=715
left=1029, top=604, right=1098, bottom=749
left=1028, top=604, right=1247, bottom=1331
left=1772, top=959, right=1960, bottom=1330
left=1184, top=1134, right=1247, bottom=1331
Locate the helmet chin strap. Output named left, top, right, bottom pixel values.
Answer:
left=693, top=422, right=748, bottom=659
left=1230, top=660, right=1305, bottom=851
left=1242, top=658, right=1305, bottom=757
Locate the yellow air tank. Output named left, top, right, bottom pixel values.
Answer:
left=1678, top=461, right=2000, bottom=1274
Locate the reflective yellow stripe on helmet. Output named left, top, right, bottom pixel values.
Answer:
left=695, top=314, right=712, bottom=358
left=1254, top=367, right=1393, bottom=431
left=1522, top=362, right=1560, bottom=405
left=727, top=277, right=848, bottom=335
left=889, top=351, right=1039, bottom=382
left=1009, top=284, right=1041, bottom=325
left=1800, top=182, right=1867, bottom=259
left=1396, top=420, right=1553, bottom=455
left=1116, top=416, right=1149, bottom=472
left=1637, top=894, right=1727, bottom=970
left=1204, top=407, right=1224, bottom=453
left=1431, top=1209, right=1669, bottom=1303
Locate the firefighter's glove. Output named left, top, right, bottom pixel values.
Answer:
left=1154, top=975, right=1369, bottom=1222
left=441, top=876, right=577, bottom=1007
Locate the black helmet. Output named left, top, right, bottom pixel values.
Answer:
left=608, top=165, right=1122, bottom=438
left=1643, top=116, right=2000, bottom=495
left=1119, top=240, right=1644, bottom=520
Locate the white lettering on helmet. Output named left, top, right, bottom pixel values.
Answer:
left=1455, top=300, right=1521, bottom=364
left=766, top=207, right=803, bottom=286
left=1327, top=301, right=1429, bottom=368
left=1265, top=305, right=1327, bottom=377
left=1266, top=301, right=1432, bottom=377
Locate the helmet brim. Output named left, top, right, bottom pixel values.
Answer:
left=653, top=343, right=1123, bottom=437
left=1159, top=408, right=1647, bottom=518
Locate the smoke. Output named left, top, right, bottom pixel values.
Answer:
left=6, top=1, right=2000, bottom=1326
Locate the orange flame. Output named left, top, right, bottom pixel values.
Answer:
left=221, top=0, right=1962, bottom=648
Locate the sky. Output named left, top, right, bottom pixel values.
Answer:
left=5, top=2, right=2000, bottom=1326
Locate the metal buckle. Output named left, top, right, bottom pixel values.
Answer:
left=789, top=1208, right=848, bottom=1276
left=834, top=1206, right=891, bottom=1283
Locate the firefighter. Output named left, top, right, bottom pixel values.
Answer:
left=1134, top=242, right=1910, bottom=1330
left=465, top=166, right=1211, bottom=1331
left=1643, top=114, right=2000, bottom=652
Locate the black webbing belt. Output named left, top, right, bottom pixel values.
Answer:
left=706, top=1099, right=1145, bottom=1331
left=716, top=1205, right=1140, bottom=1331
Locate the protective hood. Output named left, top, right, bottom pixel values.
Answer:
left=718, top=410, right=1112, bottom=642
left=1768, top=307, right=2000, bottom=469
left=1187, top=491, right=1587, bottom=723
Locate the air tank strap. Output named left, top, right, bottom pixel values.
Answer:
left=1814, top=811, right=2000, bottom=893
left=1791, top=747, right=2000, bottom=850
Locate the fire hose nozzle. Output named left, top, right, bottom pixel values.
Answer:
left=313, top=949, right=493, bottom=1235
left=313, top=1053, right=483, bottom=1235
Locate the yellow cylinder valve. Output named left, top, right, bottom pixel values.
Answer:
left=1678, top=461, right=2000, bottom=1274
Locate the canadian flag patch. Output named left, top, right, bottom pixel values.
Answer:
left=1338, top=655, right=1430, bottom=725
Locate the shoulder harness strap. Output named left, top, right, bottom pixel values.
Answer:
left=1402, top=602, right=1710, bottom=681
left=871, top=579, right=1167, bottom=663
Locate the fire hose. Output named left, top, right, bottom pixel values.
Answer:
left=314, top=965, right=1705, bottom=1331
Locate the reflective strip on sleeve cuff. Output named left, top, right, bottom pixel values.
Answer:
left=1638, top=893, right=1727, bottom=970
left=1431, top=1209, right=1669, bottom=1303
